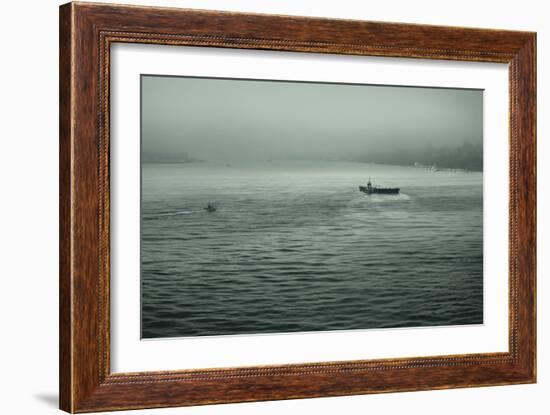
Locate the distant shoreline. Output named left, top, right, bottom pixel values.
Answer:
left=142, top=158, right=483, bottom=173
left=142, top=159, right=203, bottom=164
left=360, top=161, right=482, bottom=173
left=141, top=159, right=482, bottom=172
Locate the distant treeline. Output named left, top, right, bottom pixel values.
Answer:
left=356, top=141, right=483, bottom=171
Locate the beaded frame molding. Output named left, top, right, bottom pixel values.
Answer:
left=59, top=2, right=536, bottom=412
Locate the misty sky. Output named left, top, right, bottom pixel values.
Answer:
left=141, top=75, right=482, bottom=162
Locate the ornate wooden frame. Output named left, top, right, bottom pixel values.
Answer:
left=59, top=2, right=536, bottom=412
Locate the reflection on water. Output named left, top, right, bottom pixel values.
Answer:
left=141, top=161, right=483, bottom=338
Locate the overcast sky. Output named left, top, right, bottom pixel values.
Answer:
left=141, top=75, right=482, bottom=162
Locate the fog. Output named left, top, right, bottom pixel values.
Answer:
left=141, top=75, right=482, bottom=163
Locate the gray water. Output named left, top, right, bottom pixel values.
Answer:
left=141, top=160, right=483, bottom=338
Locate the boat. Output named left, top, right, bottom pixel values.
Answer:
left=204, top=203, right=217, bottom=212
left=359, top=179, right=400, bottom=195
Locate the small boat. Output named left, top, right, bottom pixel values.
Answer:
left=204, top=203, right=217, bottom=212
left=359, top=179, right=399, bottom=195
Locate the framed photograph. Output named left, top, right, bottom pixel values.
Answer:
left=59, top=2, right=536, bottom=412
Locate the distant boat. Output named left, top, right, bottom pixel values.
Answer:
left=204, top=203, right=217, bottom=212
left=359, top=179, right=400, bottom=195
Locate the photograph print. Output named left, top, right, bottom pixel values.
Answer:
left=140, top=75, right=483, bottom=339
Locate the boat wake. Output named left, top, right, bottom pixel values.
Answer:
left=144, top=210, right=195, bottom=219
left=366, top=193, right=411, bottom=202
left=347, top=193, right=411, bottom=207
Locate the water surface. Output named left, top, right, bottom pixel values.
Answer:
left=141, top=160, right=483, bottom=338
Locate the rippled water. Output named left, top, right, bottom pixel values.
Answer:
left=141, top=161, right=483, bottom=338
